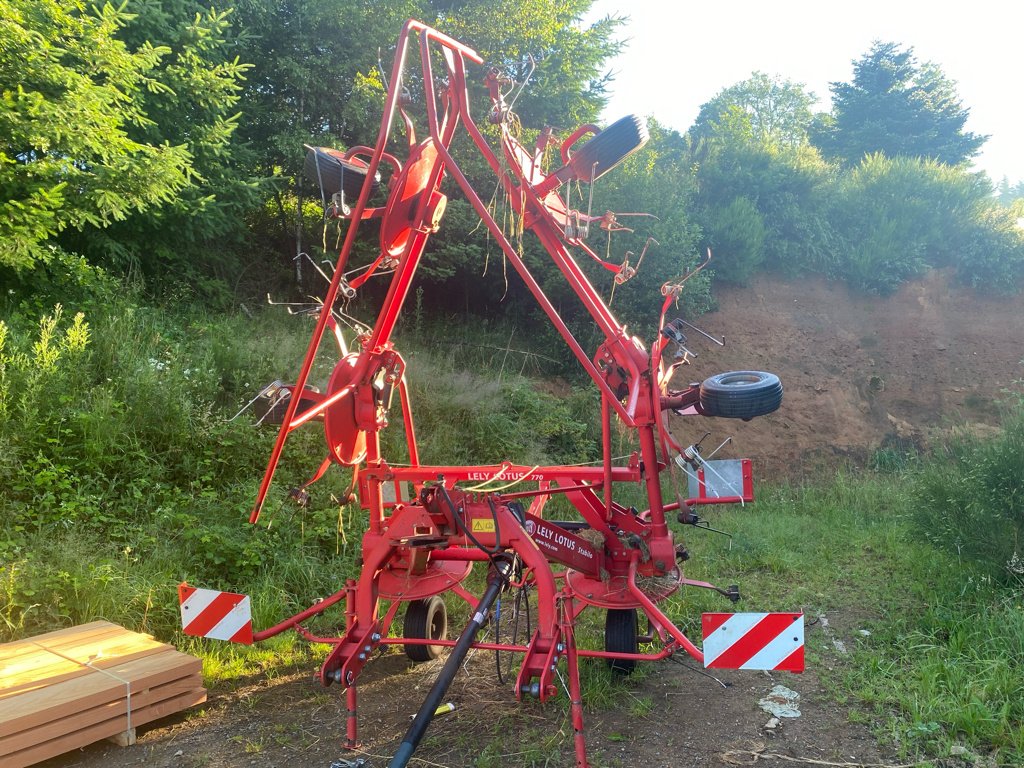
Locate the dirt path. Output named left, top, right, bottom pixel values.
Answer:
left=44, top=610, right=899, bottom=768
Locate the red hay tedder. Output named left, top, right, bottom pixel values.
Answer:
left=180, top=19, right=801, bottom=768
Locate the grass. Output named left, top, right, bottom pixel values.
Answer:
left=649, top=469, right=1024, bottom=765
left=2, top=296, right=1024, bottom=766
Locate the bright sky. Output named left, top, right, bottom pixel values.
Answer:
left=585, top=0, right=1023, bottom=185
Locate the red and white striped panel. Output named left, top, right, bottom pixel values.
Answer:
left=702, top=612, right=804, bottom=671
left=178, top=583, right=253, bottom=644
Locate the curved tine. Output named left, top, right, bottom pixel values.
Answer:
left=506, top=54, right=536, bottom=113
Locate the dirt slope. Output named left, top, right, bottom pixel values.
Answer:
left=671, top=270, right=1024, bottom=477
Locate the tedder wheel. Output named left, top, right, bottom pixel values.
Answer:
left=261, top=386, right=320, bottom=426
left=699, top=371, right=783, bottom=420
left=403, top=596, right=448, bottom=662
left=605, top=608, right=639, bottom=675
left=568, top=115, right=649, bottom=182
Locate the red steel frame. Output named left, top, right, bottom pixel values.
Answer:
left=244, top=20, right=745, bottom=768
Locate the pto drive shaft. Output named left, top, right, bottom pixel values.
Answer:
left=388, top=557, right=513, bottom=768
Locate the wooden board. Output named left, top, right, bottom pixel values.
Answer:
left=0, top=673, right=205, bottom=753
left=0, top=622, right=206, bottom=768
left=1, top=687, right=207, bottom=768
left=0, top=622, right=170, bottom=697
left=0, top=649, right=201, bottom=735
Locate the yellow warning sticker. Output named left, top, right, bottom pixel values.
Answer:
left=471, top=518, right=496, bottom=533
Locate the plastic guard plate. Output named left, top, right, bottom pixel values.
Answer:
left=179, top=583, right=253, bottom=644
left=702, top=612, right=803, bottom=671
left=685, top=458, right=753, bottom=504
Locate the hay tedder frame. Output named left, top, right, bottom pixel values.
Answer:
left=183, top=19, right=798, bottom=768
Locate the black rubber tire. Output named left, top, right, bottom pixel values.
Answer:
left=303, top=146, right=381, bottom=199
left=605, top=608, right=639, bottom=676
left=403, top=596, right=448, bottom=662
left=568, top=115, right=649, bottom=182
left=699, top=371, right=783, bottom=420
left=260, top=387, right=319, bottom=426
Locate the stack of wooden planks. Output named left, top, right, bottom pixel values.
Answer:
left=0, top=621, right=206, bottom=768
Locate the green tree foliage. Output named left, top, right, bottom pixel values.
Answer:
left=691, top=72, right=815, bottom=149
left=832, top=153, right=1024, bottom=293
left=0, top=1, right=193, bottom=269
left=232, top=0, right=624, bottom=297
left=0, top=0, right=255, bottom=293
left=688, top=75, right=837, bottom=281
left=996, top=176, right=1024, bottom=205
left=687, top=67, right=1023, bottom=297
left=956, top=201, right=1024, bottom=294
left=833, top=153, right=978, bottom=291
left=814, top=41, right=986, bottom=166
left=232, top=0, right=421, bottom=178
left=700, top=196, right=766, bottom=284
left=440, top=0, right=622, bottom=128
left=585, top=120, right=706, bottom=329
left=233, top=0, right=619, bottom=176
left=68, top=1, right=260, bottom=286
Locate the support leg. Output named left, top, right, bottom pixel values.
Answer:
left=345, top=684, right=359, bottom=749
left=560, top=596, right=590, bottom=768
left=344, top=579, right=360, bottom=749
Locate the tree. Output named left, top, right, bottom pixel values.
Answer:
left=996, top=176, right=1024, bottom=205
left=0, top=0, right=193, bottom=269
left=691, top=72, right=816, bottom=149
left=0, top=0, right=256, bottom=289
left=814, top=41, right=986, bottom=166
left=439, top=0, right=623, bottom=129
left=232, top=0, right=422, bottom=179
left=232, top=0, right=625, bottom=295
left=686, top=74, right=836, bottom=281
left=65, top=2, right=260, bottom=287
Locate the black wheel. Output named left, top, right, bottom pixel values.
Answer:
left=699, top=371, right=783, bottom=420
left=568, top=115, right=649, bottom=182
left=259, top=386, right=319, bottom=426
left=403, top=596, right=448, bottom=662
left=495, top=582, right=533, bottom=685
left=303, top=146, right=381, bottom=199
left=605, top=608, right=639, bottom=676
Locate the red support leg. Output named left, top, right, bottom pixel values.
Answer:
left=560, top=595, right=590, bottom=768
left=345, top=685, right=359, bottom=749
left=343, top=579, right=360, bottom=749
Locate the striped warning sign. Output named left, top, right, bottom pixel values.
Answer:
left=178, top=583, right=253, bottom=644
left=701, top=612, right=804, bottom=671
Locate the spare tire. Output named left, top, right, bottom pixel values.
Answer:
left=567, top=115, right=649, bottom=182
left=699, top=371, right=782, bottom=420
left=303, top=146, right=381, bottom=199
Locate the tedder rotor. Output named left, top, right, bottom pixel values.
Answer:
left=179, top=19, right=802, bottom=768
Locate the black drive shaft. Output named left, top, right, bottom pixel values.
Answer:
left=388, top=557, right=512, bottom=768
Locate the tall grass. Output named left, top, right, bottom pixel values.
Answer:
left=0, top=298, right=599, bottom=641
left=912, top=405, right=1024, bottom=583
